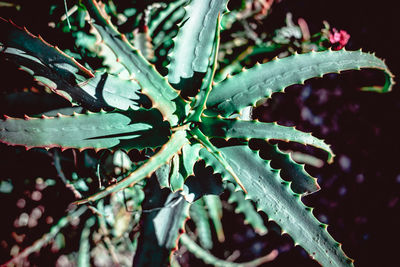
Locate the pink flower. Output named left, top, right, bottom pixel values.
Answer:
left=329, top=28, right=350, bottom=50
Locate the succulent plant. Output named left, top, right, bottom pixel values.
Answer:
left=0, top=0, right=394, bottom=266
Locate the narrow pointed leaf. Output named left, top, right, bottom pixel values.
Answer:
left=189, top=15, right=221, bottom=122
left=227, top=183, right=268, bottom=235
left=148, top=2, right=186, bottom=73
left=78, top=217, right=95, bottom=267
left=74, top=130, right=189, bottom=204
left=204, top=195, right=225, bottom=242
left=0, top=109, right=169, bottom=151
left=180, top=233, right=278, bottom=267
left=201, top=145, right=353, bottom=266
left=0, top=18, right=96, bottom=107
left=207, top=50, right=394, bottom=116
left=0, top=18, right=142, bottom=111
left=190, top=199, right=213, bottom=249
left=200, top=116, right=334, bottom=162
left=148, top=0, right=186, bottom=39
left=0, top=18, right=92, bottom=84
left=167, top=0, right=227, bottom=85
left=170, top=154, right=185, bottom=192
left=81, top=0, right=186, bottom=125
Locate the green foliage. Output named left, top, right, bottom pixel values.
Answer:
left=0, top=0, right=394, bottom=266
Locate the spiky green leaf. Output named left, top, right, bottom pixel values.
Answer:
left=0, top=18, right=99, bottom=107
left=0, top=18, right=143, bottom=111
left=207, top=50, right=394, bottom=116
left=204, top=195, right=225, bottom=242
left=167, top=0, right=227, bottom=85
left=227, top=183, right=268, bottom=235
left=148, top=0, right=186, bottom=45
left=0, top=18, right=92, bottom=83
left=0, top=108, right=169, bottom=151
left=190, top=199, right=213, bottom=249
left=188, top=14, right=221, bottom=121
left=200, top=116, right=334, bottom=162
left=81, top=0, right=186, bottom=125
left=201, top=145, right=353, bottom=266
left=78, top=217, right=95, bottom=267
left=170, top=154, right=185, bottom=192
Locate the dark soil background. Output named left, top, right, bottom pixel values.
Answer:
left=1, top=0, right=399, bottom=266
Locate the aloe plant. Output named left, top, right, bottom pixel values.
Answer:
left=0, top=0, right=394, bottom=266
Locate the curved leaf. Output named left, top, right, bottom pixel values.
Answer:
left=0, top=108, right=170, bottom=151
left=0, top=18, right=101, bottom=108
left=0, top=18, right=92, bottom=84
left=0, top=18, right=144, bottom=111
left=227, top=183, right=268, bottom=235
left=148, top=0, right=186, bottom=45
left=81, top=0, right=186, bottom=125
left=200, top=116, right=334, bottom=162
left=204, top=195, right=225, bottom=242
left=167, top=0, right=227, bottom=85
left=201, top=145, right=353, bottom=266
left=207, top=50, right=394, bottom=116
left=188, top=15, right=221, bottom=121
left=180, top=233, right=278, bottom=267
left=189, top=199, right=213, bottom=249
